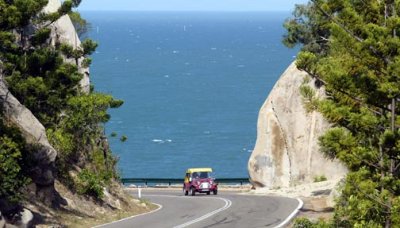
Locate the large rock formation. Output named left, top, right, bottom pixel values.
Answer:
left=44, top=0, right=90, bottom=93
left=248, top=62, right=347, bottom=189
left=0, top=74, right=57, bottom=188
left=0, top=1, right=140, bottom=226
left=0, top=0, right=90, bottom=206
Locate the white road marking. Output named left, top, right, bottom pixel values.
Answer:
left=95, top=194, right=232, bottom=228
left=94, top=193, right=299, bottom=228
left=274, top=198, right=304, bottom=228
left=143, top=194, right=233, bottom=228
left=173, top=197, right=232, bottom=228
left=92, top=202, right=163, bottom=228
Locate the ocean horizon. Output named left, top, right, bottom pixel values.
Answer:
left=84, top=11, right=299, bottom=178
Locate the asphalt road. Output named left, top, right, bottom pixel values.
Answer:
left=97, top=189, right=300, bottom=228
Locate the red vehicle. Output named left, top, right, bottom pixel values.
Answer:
left=183, top=168, right=218, bottom=196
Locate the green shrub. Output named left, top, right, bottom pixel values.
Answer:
left=293, top=218, right=314, bottom=228
left=0, top=136, right=29, bottom=202
left=293, top=217, right=331, bottom=228
left=314, top=175, right=327, bottom=183
left=91, top=148, right=114, bottom=183
left=47, top=128, right=75, bottom=158
left=0, top=117, right=31, bottom=203
left=77, top=169, right=104, bottom=199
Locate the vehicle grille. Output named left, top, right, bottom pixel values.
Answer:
left=200, top=182, right=210, bottom=189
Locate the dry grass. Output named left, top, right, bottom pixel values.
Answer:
left=57, top=200, right=158, bottom=228
left=27, top=181, right=158, bottom=228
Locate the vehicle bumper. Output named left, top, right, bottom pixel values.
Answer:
left=195, top=185, right=217, bottom=192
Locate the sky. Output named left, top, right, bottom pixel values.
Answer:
left=78, top=0, right=309, bottom=12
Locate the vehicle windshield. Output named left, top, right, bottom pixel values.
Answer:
left=192, top=172, right=211, bottom=179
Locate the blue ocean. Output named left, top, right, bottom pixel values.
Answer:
left=83, top=11, right=299, bottom=178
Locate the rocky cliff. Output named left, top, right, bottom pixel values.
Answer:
left=248, top=62, right=347, bottom=188
left=0, top=0, right=90, bottom=205
left=44, top=0, right=90, bottom=93
left=0, top=72, right=57, bottom=202
left=0, top=1, right=143, bottom=227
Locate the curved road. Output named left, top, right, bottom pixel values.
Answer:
left=97, top=189, right=300, bottom=228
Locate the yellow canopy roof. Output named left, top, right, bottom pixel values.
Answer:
left=186, top=168, right=213, bottom=173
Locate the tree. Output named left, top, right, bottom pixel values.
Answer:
left=69, top=11, right=91, bottom=38
left=285, top=0, right=400, bottom=227
left=0, top=0, right=123, bottom=204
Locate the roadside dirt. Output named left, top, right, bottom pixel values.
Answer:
left=247, top=179, right=342, bottom=226
left=26, top=181, right=156, bottom=228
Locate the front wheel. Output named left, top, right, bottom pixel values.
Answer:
left=213, top=189, right=218, bottom=195
left=189, top=187, right=195, bottom=196
left=206, top=191, right=210, bottom=195
left=184, top=188, right=188, bottom=196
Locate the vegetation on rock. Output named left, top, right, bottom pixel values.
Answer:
left=313, top=175, right=327, bottom=183
left=0, top=116, right=30, bottom=203
left=69, top=10, right=90, bottom=38
left=285, top=0, right=400, bottom=227
left=0, top=0, right=123, bottom=216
